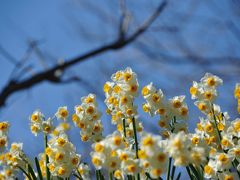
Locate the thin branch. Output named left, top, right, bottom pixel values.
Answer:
left=118, top=0, right=131, bottom=40
left=0, top=44, right=18, bottom=65
left=0, top=1, right=168, bottom=108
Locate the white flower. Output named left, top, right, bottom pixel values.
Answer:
left=55, top=106, right=68, bottom=120
left=200, top=73, right=223, bottom=87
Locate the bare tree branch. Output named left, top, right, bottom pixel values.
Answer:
left=0, top=44, right=18, bottom=65
left=0, top=0, right=167, bottom=108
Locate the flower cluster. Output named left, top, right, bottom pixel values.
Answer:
left=90, top=131, right=141, bottom=179
left=72, top=93, right=103, bottom=142
left=235, top=83, right=240, bottom=113
left=46, top=132, right=81, bottom=178
left=104, top=67, right=143, bottom=138
left=138, top=133, right=168, bottom=178
left=190, top=73, right=222, bottom=114
left=142, top=83, right=189, bottom=137
left=30, top=110, right=54, bottom=136
left=0, top=122, right=9, bottom=153
left=0, top=142, right=26, bottom=179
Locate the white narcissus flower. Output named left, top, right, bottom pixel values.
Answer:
left=77, top=163, right=91, bottom=180
left=200, top=73, right=223, bottom=88
left=55, top=106, right=68, bottom=121
left=215, top=153, right=234, bottom=171
left=204, top=159, right=217, bottom=179
left=0, top=121, right=10, bottom=135
left=189, top=81, right=203, bottom=100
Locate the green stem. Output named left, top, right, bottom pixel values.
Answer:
left=44, top=134, right=51, bottom=180
left=73, top=173, right=83, bottom=180
left=171, top=164, right=176, bottom=179
left=132, top=117, right=140, bottom=180
left=232, top=160, right=240, bottom=178
left=167, top=157, right=172, bottom=180
left=186, top=166, right=194, bottom=180
left=109, top=172, right=113, bottom=180
left=211, top=104, right=222, bottom=143
left=189, top=164, right=201, bottom=179
left=123, top=118, right=127, bottom=138
left=17, top=165, right=32, bottom=180
left=176, top=172, right=181, bottom=180
left=35, top=157, right=43, bottom=180
left=96, top=170, right=99, bottom=180
left=132, top=118, right=139, bottom=158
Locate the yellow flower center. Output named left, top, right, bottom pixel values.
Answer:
left=59, top=109, right=68, bottom=118
left=224, top=175, right=234, bottom=180
left=114, top=170, right=122, bottom=179
left=57, top=167, right=66, bottom=176
left=157, top=108, right=165, bottom=115
left=113, top=85, right=121, bottom=94
left=55, top=152, right=64, bottom=161
left=72, top=114, right=79, bottom=123
left=142, top=136, right=154, bottom=146
left=218, top=154, right=229, bottom=164
left=204, top=91, right=213, bottom=100
left=198, top=103, right=207, bottom=111
left=127, top=164, right=136, bottom=173
left=157, top=153, right=166, bottom=162
left=204, top=165, right=213, bottom=175
left=152, top=93, right=160, bottom=103
left=207, top=77, right=216, bottom=86
left=142, top=104, right=150, bottom=112
left=138, top=150, right=147, bottom=159
left=57, top=138, right=66, bottom=146
left=158, top=120, right=166, bottom=128
left=123, top=72, right=132, bottom=82
left=110, top=161, right=117, bottom=168
left=205, top=123, right=214, bottom=133
left=233, top=121, right=240, bottom=132
left=92, top=157, right=101, bottom=166
left=173, top=100, right=182, bottom=108
left=86, top=106, right=95, bottom=115
left=190, top=86, right=197, bottom=95
left=180, top=107, right=188, bottom=116
left=31, top=114, right=39, bottom=122
left=71, top=157, right=79, bottom=165
left=120, top=96, right=128, bottom=104
left=142, top=86, right=149, bottom=96
left=113, top=136, right=122, bottom=146
left=85, top=97, right=94, bottom=103
left=0, top=138, right=7, bottom=147
left=103, top=83, right=111, bottom=93
left=95, top=143, right=104, bottom=152
left=221, top=139, right=230, bottom=147
left=191, top=136, right=199, bottom=145
left=173, top=139, right=182, bottom=149
left=129, top=85, right=138, bottom=93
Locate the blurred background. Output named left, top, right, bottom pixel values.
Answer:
left=0, top=0, right=240, bottom=177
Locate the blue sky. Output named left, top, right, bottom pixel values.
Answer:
left=0, top=0, right=240, bottom=177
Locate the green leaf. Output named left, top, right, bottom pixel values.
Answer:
left=27, top=163, right=37, bottom=180
left=176, top=172, right=181, bottom=180
left=34, top=157, right=43, bottom=180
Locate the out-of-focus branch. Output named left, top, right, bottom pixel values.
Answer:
left=118, top=0, right=131, bottom=40
left=0, top=0, right=167, bottom=108
left=0, top=45, right=18, bottom=65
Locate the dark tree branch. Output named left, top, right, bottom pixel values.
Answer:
left=0, top=0, right=167, bottom=108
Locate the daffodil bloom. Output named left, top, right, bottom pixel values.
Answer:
left=55, top=106, right=69, bottom=120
